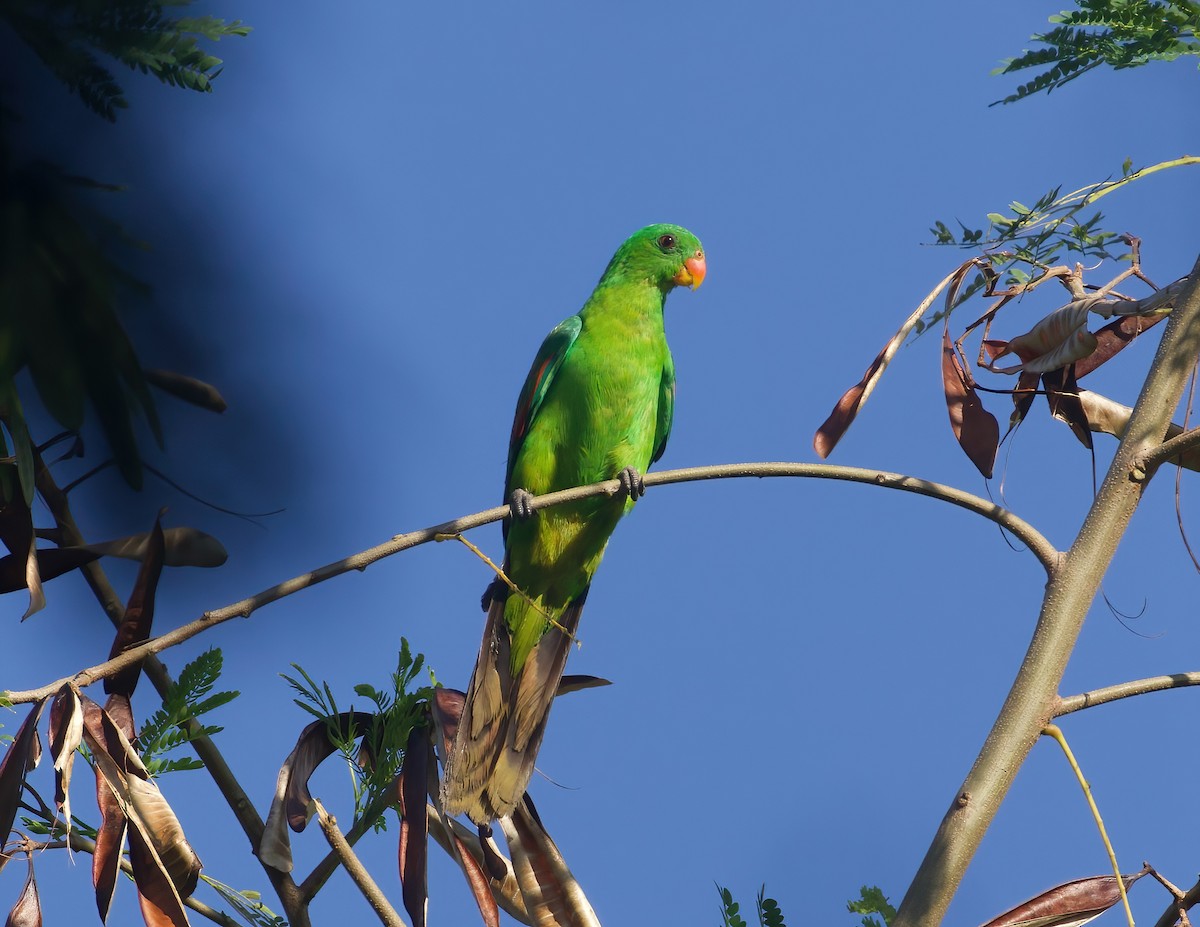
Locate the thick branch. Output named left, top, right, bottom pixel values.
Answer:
left=893, top=254, right=1200, bottom=927
left=298, top=783, right=396, bottom=901
left=3, top=462, right=1057, bottom=706
left=1056, top=672, right=1200, bottom=715
left=29, top=450, right=312, bottom=927
left=313, top=801, right=407, bottom=927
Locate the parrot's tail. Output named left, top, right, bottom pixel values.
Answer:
left=441, top=589, right=585, bottom=825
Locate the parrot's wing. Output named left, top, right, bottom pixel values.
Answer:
left=650, top=352, right=675, bottom=465
left=505, top=315, right=583, bottom=494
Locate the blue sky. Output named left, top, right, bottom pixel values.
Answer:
left=3, top=2, right=1200, bottom=925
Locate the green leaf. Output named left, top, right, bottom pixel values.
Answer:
left=995, top=1, right=1200, bottom=105
left=284, top=640, right=437, bottom=827
left=848, top=886, right=896, bottom=927
left=138, top=649, right=238, bottom=773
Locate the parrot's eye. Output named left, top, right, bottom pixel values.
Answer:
left=657, top=234, right=676, bottom=250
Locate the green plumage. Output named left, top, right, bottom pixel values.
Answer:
left=443, top=223, right=705, bottom=824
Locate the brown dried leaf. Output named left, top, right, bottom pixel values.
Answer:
left=103, top=694, right=136, bottom=742
left=1078, top=390, right=1200, bottom=472
left=988, top=301, right=1097, bottom=375
left=1075, top=312, right=1168, bottom=379
left=92, top=769, right=127, bottom=923
left=398, top=726, right=430, bottom=927
left=48, top=685, right=83, bottom=832
left=85, top=526, right=228, bottom=569
left=815, top=259, right=983, bottom=458
left=106, top=517, right=166, bottom=697
left=1043, top=367, right=1092, bottom=450
left=982, top=339, right=1010, bottom=362
left=454, top=834, right=500, bottom=927
left=426, top=809, right=528, bottom=923
left=1023, top=328, right=1098, bottom=375
left=0, top=487, right=42, bottom=620
left=125, top=775, right=201, bottom=898
left=91, top=696, right=132, bottom=923
left=0, top=527, right=227, bottom=597
left=143, top=369, right=228, bottom=414
left=0, top=701, right=47, bottom=874
left=5, top=853, right=41, bottom=927
left=0, top=548, right=99, bottom=593
left=501, top=796, right=601, bottom=927
left=1004, top=370, right=1042, bottom=442
left=980, top=866, right=1149, bottom=927
left=128, top=820, right=190, bottom=927
left=258, top=764, right=295, bottom=873
left=258, top=711, right=377, bottom=871
left=81, top=694, right=201, bottom=924
left=286, top=713, right=375, bottom=831
left=814, top=350, right=891, bottom=459
left=942, top=332, right=999, bottom=478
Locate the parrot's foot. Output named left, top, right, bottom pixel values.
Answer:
left=509, top=487, right=536, bottom=520
left=618, top=466, right=645, bottom=501
left=480, top=576, right=509, bottom=611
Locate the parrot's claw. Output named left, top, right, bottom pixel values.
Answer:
left=618, top=466, right=645, bottom=501
left=510, top=488, right=535, bottom=520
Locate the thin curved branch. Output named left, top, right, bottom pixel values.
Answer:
left=3, top=462, right=1058, bottom=706
left=1056, top=672, right=1200, bottom=715
left=1041, top=725, right=1134, bottom=927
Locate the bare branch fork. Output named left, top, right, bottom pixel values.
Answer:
left=892, top=253, right=1200, bottom=927
left=5, top=461, right=1057, bottom=706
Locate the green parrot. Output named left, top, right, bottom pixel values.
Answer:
left=442, top=223, right=706, bottom=825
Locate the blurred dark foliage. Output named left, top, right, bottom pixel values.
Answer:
left=0, top=2, right=296, bottom=534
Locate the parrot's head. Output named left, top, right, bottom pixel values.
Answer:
left=601, top=223, right=706, bottom=293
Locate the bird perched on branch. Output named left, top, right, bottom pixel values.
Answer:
left=442, top=223, right=706, bottom=825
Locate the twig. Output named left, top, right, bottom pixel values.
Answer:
left=1140, top=425, right=1200, bottom=473
left=1042, top=724, right=1134, bottom=927
left=436, top=532, right=576, bottom=640
left=1056, top=672, right=1200, bottom=715
left=27, top=833, right=240, bottom=927
left=3, top=461, right=1058, bottom=706
left=29, top=447, right=313, bottom=927
left=312, top=800, right=407, bottom=927
left=60, top=460, right=114, bottom=495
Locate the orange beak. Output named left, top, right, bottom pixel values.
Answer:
left=673, top=250, right=707, bottom=289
